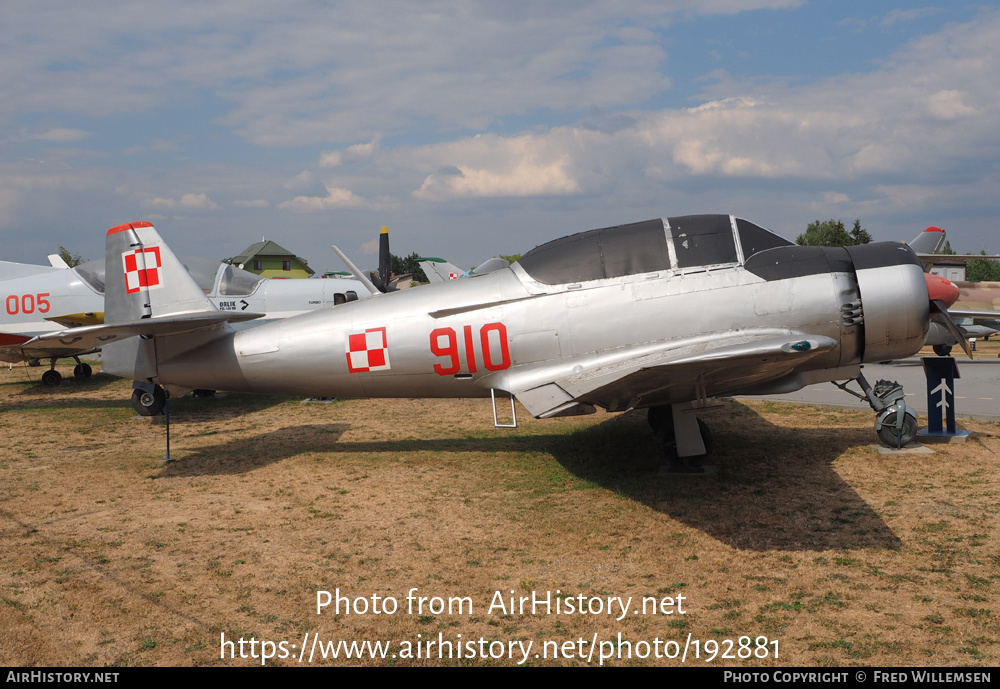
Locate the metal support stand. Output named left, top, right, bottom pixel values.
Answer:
left=163, top=391, right=174, bottom=462
left=918, top=356, right=970, bottom=443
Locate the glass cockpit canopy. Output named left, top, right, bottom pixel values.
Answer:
left=515, top=215, right=792, bottom=285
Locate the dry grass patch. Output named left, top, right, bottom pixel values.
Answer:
left=1, top=361, right=998, bottom=666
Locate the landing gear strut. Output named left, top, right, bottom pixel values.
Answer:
left=648, top=403, right=713, bottom=473
left=38, top=356, right=92, bottom=386
left=835, top=371, right=917, bottom=449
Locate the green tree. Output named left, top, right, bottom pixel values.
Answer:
left=848, top=219, right=872, bottom=245
left=965, top=254, right=1000, bottom=282
left=498, top=253, right=521, bottom=264
left=795, top=219, right=871, bottom=247
left=389, top=252, right=429, bottom=284
left=57, top=245, right=85, bottom=267
left=939, top=240, right=956, bottom=255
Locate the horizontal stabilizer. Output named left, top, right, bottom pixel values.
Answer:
left=22, top=311, right=263, bottom=357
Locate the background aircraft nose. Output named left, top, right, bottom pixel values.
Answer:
left=924, top=273, right=960, bottom=308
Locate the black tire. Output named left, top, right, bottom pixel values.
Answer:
left=41, top=369, right=62, bottom=386
left=28, top=358, right=41, bottom=367
left=933, top=344, right=953, bottom=357
left=877, top=412, right=917, bottom=448
left=695, top=418, right=714, bottom=459
left=647, top=405, right=673, bottom=435
left=73, top=363, right=93, bottom=379
left=131, top=386, right=166, bottom=416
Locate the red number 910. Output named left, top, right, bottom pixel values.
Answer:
left=430, top=322, right=510, bottom=375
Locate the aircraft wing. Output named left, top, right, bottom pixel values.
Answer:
left=16, top=311, right=264, bottom=359
left=507, top=331, right=840, bottom=418
left=45, top=312, right=105, bottom=328
left=947, top=308, right=1000, bottom=320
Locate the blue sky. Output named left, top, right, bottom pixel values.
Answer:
left=2, top=1, right=998, bottom=271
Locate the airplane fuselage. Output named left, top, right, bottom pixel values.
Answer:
left=146, top=242, right=929, bottom=415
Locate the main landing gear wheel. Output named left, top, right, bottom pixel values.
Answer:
left=41, top=369, right=62, bottom=386
left=877, top=411, right=917, bottom=448
left=932, top=344, right=953, bottom=357
left=73, top=363, right=93, bottom=379
left=131, top=385, right=166, bottom=416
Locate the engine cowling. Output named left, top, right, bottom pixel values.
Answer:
left=845, top=243, right=930, bottom=363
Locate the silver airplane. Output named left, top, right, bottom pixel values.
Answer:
left=29, top=217, right=964, bottom=461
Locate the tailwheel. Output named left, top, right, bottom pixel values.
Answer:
left=73, top=363, right=93, bottom=379
left=131, top=385, right=166, bottom=416
left=876, top=411, right=917, bottom=449
left=932, top=344, right=952, bottom=357
left=41, top=369, right=62, bottom=386
left=648, top=406, right=713, bottom=472
left=647, top=405, right=673, bottom=435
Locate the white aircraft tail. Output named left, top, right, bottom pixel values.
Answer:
left=104, top=222, right=217, bottom=324
left=418, top=257, right=466, bottom=283
left=101, top=222, right=252, bottom=381
left=418, top=256, right=510, bottom=283
left=908, top=226, right=946, bottom=254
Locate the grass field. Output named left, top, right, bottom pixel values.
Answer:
left=1, top=360, right=998, bottom=666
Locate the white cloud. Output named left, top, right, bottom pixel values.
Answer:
left=880, top=8, right=942, bottom=27
left=412, top=133, right=583, bottom=200
left=32, top=128, right=90, bottom=142
left=320, top=140, right=379, bottom=168
left=284, top=171, right=314, bottom=192
left=234, top=199, right=269, bottom=208
left=0, top=2, right=797, bottom=147
left=278, top=185, right=394, bottom=212
left=142, top=192, right=219, bottom=210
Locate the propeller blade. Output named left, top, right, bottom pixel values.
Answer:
left=378, top=225, right=390, bottom=293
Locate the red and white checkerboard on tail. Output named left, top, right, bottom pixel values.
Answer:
left=346, top=327, right=391, bottom=373
left=122, top=247, right=164, bottom=294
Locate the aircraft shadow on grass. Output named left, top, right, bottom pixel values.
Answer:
left=159, top=399, right=899, bottom=552
left=0, top=386, right=288, bottom=419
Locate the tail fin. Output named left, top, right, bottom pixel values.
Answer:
left=102, top=222, right=224, bottom=381
left=105, top=222, right=216, bottom=324
left=908, top=226, right=946, bottom=254
left=417, top=257, right=465, bottom=283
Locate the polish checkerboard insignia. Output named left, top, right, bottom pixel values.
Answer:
left=122, top=247, right=164, bottom=294
left=346, top=327, right=390, bottom=373
left=448, top=272, right=460, bottom=280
